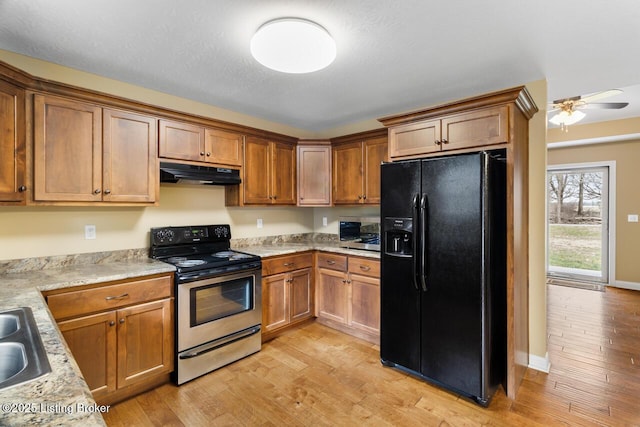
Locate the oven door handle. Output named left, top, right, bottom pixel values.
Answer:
left=178, top=325, right=261, bottom=359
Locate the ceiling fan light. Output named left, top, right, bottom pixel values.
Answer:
left=549, top=109, right=586, bottom=126
left=250, top=18, right=336, bottom=74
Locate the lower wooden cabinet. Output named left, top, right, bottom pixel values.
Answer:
left=262, top=253, right=314, bottom=341
left=315, top=253, right=380, bottom=342
left=45, top=273, right=174, bottom=405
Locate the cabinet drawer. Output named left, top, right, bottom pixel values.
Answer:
left=316, top=252, right=348, bottom=271
left=348, top=257, right=380, bottom=278
left=47, top=275, right=173, bottom=320
left=262, top=252, right=313, bottom=276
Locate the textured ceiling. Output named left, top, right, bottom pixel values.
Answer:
left=1, top=0, right=639, bottom=132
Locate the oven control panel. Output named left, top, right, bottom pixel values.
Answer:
left=150, top=224, right=231, bottom=245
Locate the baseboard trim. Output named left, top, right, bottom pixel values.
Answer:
left=528, top=352, right=551, bottom=373
left=609, top=281, right=640, bottom=291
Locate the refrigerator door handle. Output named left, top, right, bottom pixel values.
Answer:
left=412, top=193, right=420, bottom=291
left=419, top=193, right=428, bottom=292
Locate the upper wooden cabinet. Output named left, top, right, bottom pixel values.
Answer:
left=332, top=131, right=388, bottom=205
left=387, top=104, right=509, bottom=160
left=159, top=120, right=243, bottom=167
left=243, top=136, right=296, bottom=205
left=33, top=94, right=157, bottom=204
left=297, top=141, right=331, bottom=206
left=0, top=80, right=26, bottom=204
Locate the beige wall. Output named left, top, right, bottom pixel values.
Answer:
left=548, top=124, right=640, bottom=284
left=526, top=80, right=548, bottom=362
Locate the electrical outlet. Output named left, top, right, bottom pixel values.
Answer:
left=322, top=216, right=328, bottom=227
left=84, top=225, right=96, bottom=240
left=628, top=214, right=639, bottom=223
left=257, top=218, right=263, bottom=229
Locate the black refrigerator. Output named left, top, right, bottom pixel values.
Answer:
left=380, top=150, right=506, bottom=406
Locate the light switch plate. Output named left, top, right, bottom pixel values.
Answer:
left=257, top=218, right=263, bottom=229
left=322, top=216, right=328, bottom=227
left=84, top=225, right=96, bottom=240
left=628, top=214, right=639, bottom=223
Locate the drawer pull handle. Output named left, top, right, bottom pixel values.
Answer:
left=105, top=293, right=129, bottom=301
left=326, top=260, right=336, bottom=265
left=359, top=265, right=371, bottom=271
left=283, top=262, right=295, bottom=267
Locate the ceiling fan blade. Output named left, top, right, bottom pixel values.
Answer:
left=551, top=95, right=581, bottom=105
left=577, top=102, right=629, bottom=110
left=578, top=89, right=623, bottom=104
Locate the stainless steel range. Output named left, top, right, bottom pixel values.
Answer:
left=149, top=224, right=262, bottom=385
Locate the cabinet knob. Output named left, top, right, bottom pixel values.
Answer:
left=342, top=279, right=347, bottom=284
left=104, top=189, right=111, bottom=195
left=442, top=138, right=449, bottom=144
left=94, top=189, right=101, bottom=194
left=206, top=152, right=211, bottom=157
left=357, top=195, right=362, bottom=200
left=273, top=195, right=277, bottom=200
left=119, top=318, right=125, bottom=324
left=109, top=321, right=115, bottom=327
left=300, top=197, right=304, bottom=200
left=435, top=140, right=442, bottom=146
left=200, top=152, right=205, bottom=156
left=18, top=185, right=27, bottom=192
left=363, top=195, right=367, bottom=200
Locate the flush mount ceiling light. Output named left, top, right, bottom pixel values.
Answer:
left=250, top=18, right=336, bottom=74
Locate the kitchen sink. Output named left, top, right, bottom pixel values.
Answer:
left=0, top=307, right=51, bottom=389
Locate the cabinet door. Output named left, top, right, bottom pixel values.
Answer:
left=441, top=106, right=508, bottom=151
left=205, top=128, right=243, bottom=166
left=0, top=81, right=26, bottom=203
left=58, top=311, right=117, bottom=400
left=33, top=94, right=102, bottom=201
left=158, top=120, right=205, bottom=162
left=116, top=299, right=173, bottom=388
left=316, top=268, right=348, bottom=324
left=362, top=136, right=388, bottom=204
left=297, top=145, right=331, bottom=206
left=388, top=119, right=441, bottom=159
left=262, top=273, right=289, bottom=332
left=348, top=273, right=380, bottom=335
left=271, top=142, right=296, bottom=205
left=332, top=141, right=363, bottom=204
left=103, top=109, right=157, bottom=203
left=290, top=268, right=313, bottom=322
left=243, top=136, right=272, bottom=204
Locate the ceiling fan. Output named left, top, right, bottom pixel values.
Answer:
left=548, top=89, right=629, bottom=130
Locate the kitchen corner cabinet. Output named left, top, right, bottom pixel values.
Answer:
left=33, top=94, right=158, bottom=204
left=243, top=136, right=296, bottom=205
left=387, top=105, right=508, bottom=160
left=261, top=252, right=314, bottom=341
left=0, top=80, right=26, bottom=204
left=158, top=119, right=243, bottom=167
left=45, top=273, right=174, bottom=405
left=332, top=134, right=387, bottom=205
left=315, top=252, right=380, bottom=342
left=297, top=141, right=331, bottom=206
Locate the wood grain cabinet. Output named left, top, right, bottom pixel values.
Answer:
left=297, top=141, right=331, bottom=206
left=33, top=94, right=158, bottom=204
left=243, top=136, right=296, bottom=205
left=315, top=252, right=380, bottom=342
left=261, top=252, right=313, bottom=341
left=159, top=119, right=243, bottom=167
left=45, top=274, right=174, bottom=405
left=332, top=132, right=387, bottom=205
left=388, top=105, right=508, bottom=160
left=0, top=80, right=26, bottom=204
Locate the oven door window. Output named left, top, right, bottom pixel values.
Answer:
left=190, top=276, right=254, bottom=326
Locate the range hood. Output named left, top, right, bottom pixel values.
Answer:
left=159, top=162, right=241, bottom=185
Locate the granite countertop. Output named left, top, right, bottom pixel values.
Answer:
left=233, top=241, right=380, bottom=260
left=0, top=254, right=175, bottom=427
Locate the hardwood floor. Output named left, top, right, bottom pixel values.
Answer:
left=102, top=284, right=640, bottom=426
